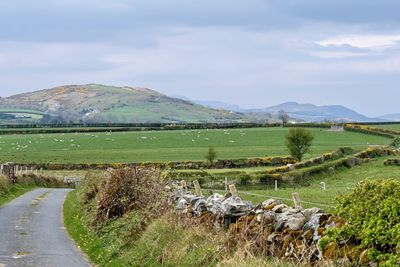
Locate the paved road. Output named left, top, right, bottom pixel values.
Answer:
left=0, top=188, right=90, bottom=267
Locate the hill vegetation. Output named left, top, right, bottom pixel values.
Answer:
left=0, top=84, right=248, bottom=124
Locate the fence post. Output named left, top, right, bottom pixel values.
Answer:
left=180, top=180, right=187, bottom=189
left=320, top=182, right=326, bottom=190
left=275, top=180, right=278, bottom=191
left=292, top=192, right=301, bottom=208
left=229, top=184, right=238, bottom=197
left=193, top=180, right=202, bottom=196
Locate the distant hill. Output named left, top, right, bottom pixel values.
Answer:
left=192, top=100, right=245, bottom=112
left=0, top=84, right=248, bottom=123
left=247, top=102, right=378, bottom=122
left=377, top=113, right=400, bottom=122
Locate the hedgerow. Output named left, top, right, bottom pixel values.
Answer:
left=345, top=124, right=399, bottom=138
left=321, top=179, right=400, bottom=266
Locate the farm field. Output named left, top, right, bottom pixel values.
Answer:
left=367, top=123, right=400, bottom=131
left=225, top=157, right=400, bottom=211
left=0, top=127, right=391, bottom=163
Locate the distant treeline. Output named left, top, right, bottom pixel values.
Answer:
left=0, top=121, right=398, bottom=135
left=0, top=122, right=336, bottom=135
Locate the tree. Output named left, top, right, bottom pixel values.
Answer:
left=285, top=128, right=314, bottom=161
left=278, top=110, right=289, bottom=124
left=205, top=146, right=217, bottom=165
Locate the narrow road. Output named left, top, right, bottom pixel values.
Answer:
left=0, top=188, right=90, bottom=267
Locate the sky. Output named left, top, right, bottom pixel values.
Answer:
left=0, top=0, right=400, bottom=117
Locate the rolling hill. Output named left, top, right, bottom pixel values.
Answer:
left=378, top=113, right=400, bottom=122
left=0, top=84, right=248, bottom=123
left=246, top=102, right=377, bottom=122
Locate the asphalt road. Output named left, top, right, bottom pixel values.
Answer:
left=0, top=188, right=90, bottom=267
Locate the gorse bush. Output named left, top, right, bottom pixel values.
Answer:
left=94, top=168, right=168, bottom=225
left=69, top=167, right=171, bottom=265
left=321, top=179, right=400, bottom=266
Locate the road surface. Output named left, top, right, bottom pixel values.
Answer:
left=0, top=188, right=90, bottom=267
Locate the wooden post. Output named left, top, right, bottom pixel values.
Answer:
left=229, top=184, right=238, bottom=197
left=320, top=182, right=326, bottom=190
left=193, top=180, right=202, bottom=196
left=180, top=180, right=187, bottom=189
left=292, top=192, right=301, bottom=208
left=275, top=180, right=278, bottom=191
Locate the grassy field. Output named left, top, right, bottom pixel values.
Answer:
left=367, top=123, right=400, bottom=131
left=0, top=127, right=390, bottom=163
left=225, top=157, right=400, bottom=211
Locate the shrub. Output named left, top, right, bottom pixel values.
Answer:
left=0, top=175, right=10, bottom=194
left=94, top=168, right=168, bottom=225
left=77, top=171, right=108, bottom=205
left=205, top=146, right=217, bottom=166
left=238, top=174, right=251, bottom=186
left=355, top=147, right=396, bottom=159
left=390, top=137, right=400, bottom=147
left=15, top=174, right=67, bottom=188
left=384, top=159, right=400, bottom=166
left=321, top=179, right=400, bottom=266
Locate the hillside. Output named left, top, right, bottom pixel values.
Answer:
left=247, top=101, right=376, bottom=122
left=0, top=84, right=247, bottom=123
left=378, top=113, right=400, bottom=122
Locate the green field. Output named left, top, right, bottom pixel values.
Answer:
left=228, top=157, right=400, bottom=211
left=0, top=108, right=47, bottom=123
left=367, top=123, right=400, bottom=131
left=0, top=127, right=390, bottom=163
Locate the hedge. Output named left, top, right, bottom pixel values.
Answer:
left=0, top=122, right=335, bottom=135
left=384, top=158, right=400, bottom=166
left=16, top=156, right=296, bottom=171
left=186, top=147, right=399, bottom=187
left=344, top=124, right=399, bottom=138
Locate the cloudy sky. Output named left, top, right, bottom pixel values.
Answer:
left=1, top=0, right=400, bottom=117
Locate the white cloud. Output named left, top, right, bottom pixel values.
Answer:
left=316, top=34, right=400, bottom=50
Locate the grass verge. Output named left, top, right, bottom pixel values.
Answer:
left=0, top=184, right=37, bottom=207
left=63, top=190, right=292, bottom=267
left=63, top=191, right=107, bottom=266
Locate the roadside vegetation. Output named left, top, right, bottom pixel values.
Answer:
left=0, top=173, right=68, bottom=206
left=64, top=163, right=400, bottom=266
left=63, top=169, right=295, bottom=266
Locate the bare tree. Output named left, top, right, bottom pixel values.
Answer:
left=278, top=110, right=289, bottom=124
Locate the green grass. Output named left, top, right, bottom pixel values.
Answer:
left=63, top=191, right=106, bottom=266
left=0, top=184, right=37, bottom=207
left=226, top=157, right=400, bottom=211
left=367, top=124, right=400, bottom=131
left=0, top=127, right=390, bottom=163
